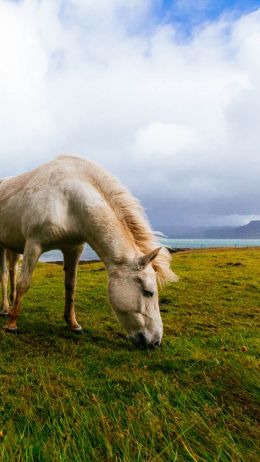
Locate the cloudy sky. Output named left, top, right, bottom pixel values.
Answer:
left=1, top=0, right=260, bottom=230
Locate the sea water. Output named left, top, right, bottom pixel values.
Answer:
left=39, top=239, right=260, bottom=262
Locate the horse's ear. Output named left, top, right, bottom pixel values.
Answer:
left=137, top=247, right=161, bottom=269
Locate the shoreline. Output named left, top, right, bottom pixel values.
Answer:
left=42, top=246, right=260, bottom=265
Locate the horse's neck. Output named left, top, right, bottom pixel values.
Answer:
left=83, top=205, right=138, bottom=269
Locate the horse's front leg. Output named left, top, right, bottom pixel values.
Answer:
left=63, top=245, right=84, bottom=334
left=8, top=251, right=20, bottom=304
left=4, top=240, right=42, bottom=333
left=0, top=247, right=9, bottom=315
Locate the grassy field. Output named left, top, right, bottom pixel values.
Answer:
left=0, top=248, right=259, bottom=461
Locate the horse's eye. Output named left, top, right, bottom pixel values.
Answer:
left=143, top=289, right=154, bottom=298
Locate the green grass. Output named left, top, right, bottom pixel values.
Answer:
left=0, top=248, right=259, bottom=461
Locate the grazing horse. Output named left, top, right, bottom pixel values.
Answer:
left=0, top=156, right=178, bottom=347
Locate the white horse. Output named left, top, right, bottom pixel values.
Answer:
left=0, top=156, right=178, bottom=347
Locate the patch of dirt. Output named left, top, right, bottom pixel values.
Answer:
left=215, top=261, right=245, bottom=268
left=226, top=262, right=245, bottom=267
left=160, top=297, right=171, bottom=305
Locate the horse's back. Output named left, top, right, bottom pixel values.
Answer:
left=0, top=157, right=107, bottom=251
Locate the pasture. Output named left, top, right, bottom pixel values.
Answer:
left=0, top=248, right=259, bottom=461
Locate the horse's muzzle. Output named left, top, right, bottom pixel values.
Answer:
left=130, top=332, right=161, bottom=349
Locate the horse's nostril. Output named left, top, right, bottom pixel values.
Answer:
left=152, top=340, right=161, bottom=348
left=131, top=332, right=149, bottom=348
left=138, top=333, right=148, bottom=348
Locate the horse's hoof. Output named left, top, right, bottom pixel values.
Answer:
left=71, top=326, right=84, bottom=335
left=3, top=325, right=18, bottom=334
left=0, top=311, right=9, bottom=317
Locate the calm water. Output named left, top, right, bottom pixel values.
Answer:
left=39, top=239, right=260, bottom=262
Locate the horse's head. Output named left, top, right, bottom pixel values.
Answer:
left=108, top=248, right=165, bottom=348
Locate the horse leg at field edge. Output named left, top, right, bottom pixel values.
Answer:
left=8, top=251, right=20, bottom=304
left=4, top=240, right=42, bottom=332
left=0, top=247, right=9, bottom=315
left=63, top=245, right=84, bottom=333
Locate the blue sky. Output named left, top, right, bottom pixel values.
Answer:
left=156, top=0, right=260, bottom=31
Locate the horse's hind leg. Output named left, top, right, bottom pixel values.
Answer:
left=0, top=247, right=9, bottom=315
left=8, top=251, right=20, bottom=304
left=63, top=245, right=84, bottom=334
left=4, top=241, right=42, bottom=333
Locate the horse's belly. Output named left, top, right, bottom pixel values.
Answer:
left=0, top=218, right=25, bottom=253
left=0, top=239, right=25, bottom=254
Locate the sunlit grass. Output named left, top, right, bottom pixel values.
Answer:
left=0, top=248, right=259, bottom=461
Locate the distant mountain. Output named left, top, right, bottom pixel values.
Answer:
left=203, top=221, right=260, bottom=238
left=165, top=221, right=260, bottom=239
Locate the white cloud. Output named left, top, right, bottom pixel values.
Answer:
left=0, top=0, right=260, bottom=226
left=135, top=122, right=199, bottom=158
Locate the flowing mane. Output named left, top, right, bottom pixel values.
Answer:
left=58, top=155, right=177, bottom=286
